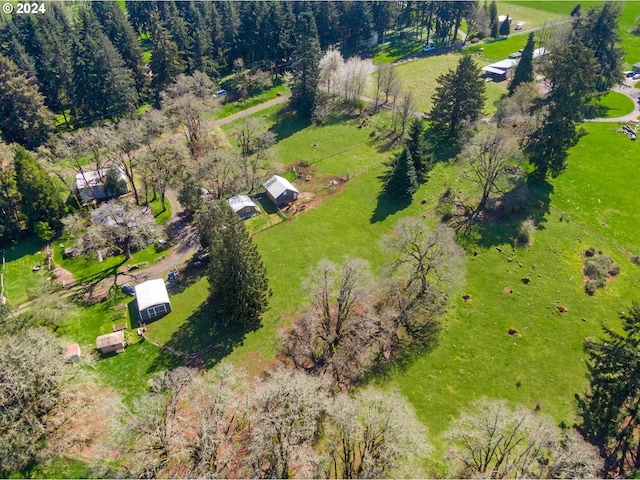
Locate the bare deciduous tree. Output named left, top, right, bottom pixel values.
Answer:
left=323, top=389, right=430, bottom=479
left=67, top=200, right=159, bottom=260
left=462, top=129, right=522, bottom=218
left=494, top=82, right=542, bottom=141
left=378, top=64, right=402, bottom=105
left=281, top=259, right=390, bottom=386
left=162, top=72, right=218, bottom=158
left=445, top=398, right=602, bottom=479
left=244, top=368, right=327, bottom=479
left=234, top=118, right=276, bottom=192
left=128, top=367, right=196, bottom=478
left=180, top=364, right=243, bottom=478
left=394, top=89, right=417, bottom=136
left=0, top=328, right=70, bottom=473
left=140, top=142, right=188, bottom=210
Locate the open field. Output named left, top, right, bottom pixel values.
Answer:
left=391, top=54, right=508, bottom=115
left=509, top=0, right=640, bottom=66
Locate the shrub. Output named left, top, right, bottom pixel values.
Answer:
left=583, top=251, right=618, bottom=295
left=516, top=220, right=535, bottom=247
left=585, top=280, right=599, bottom=296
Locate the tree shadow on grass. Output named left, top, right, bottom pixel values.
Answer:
left=424, top=126, right=462, bottom=163
left=466, top=180, right=554, bottom=249
left=370, top=191, right=412, bottom=224
left=270, top=108, right=312, bottom=142
left=146, top=299, right=260, bottom=373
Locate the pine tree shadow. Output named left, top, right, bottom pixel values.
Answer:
left=370, top=191, right=412, bottom=224
left=146, top=299, right=260, bottom=373
left=424, top=126, right=462, bottom=163
left=270, top=108, right=312, bottom=142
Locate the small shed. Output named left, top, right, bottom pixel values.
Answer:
left=633, top=62, right=640, bottom=73
left=135, top=279, right=171, bottom=322
left=63, top=343, right=81, bottom=362
left=227, top=195, right=260, bottom=220
left=96, top=331, right=125, bottom=354
left=264, top=175, right=298, bottom=208
left=481, top=59, right=518, bottom=82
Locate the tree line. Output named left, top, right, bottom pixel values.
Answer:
left=0, top=1, right=489, bottom=148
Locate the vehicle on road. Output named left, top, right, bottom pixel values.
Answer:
left=423, top=45, right=435, bottom=52
left=215, top=89, right=227, bottom=97
left=122, top=284, right=135, bottom=296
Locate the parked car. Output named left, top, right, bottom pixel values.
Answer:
left=215, top=89, right=227, bottom=97
left=515, top=22, right=524, bottom=30
left=626, top=71, right=636, bottom=78
left=633, top=74, right=640, bottom=80
left=122, top=284, right=135, bottom=296
left=423, top=45, right=435, bottom=52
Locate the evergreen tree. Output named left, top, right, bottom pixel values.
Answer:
left=571, top=4, right=582, bottom=17
left=71, top=8, right=138, bottom=122
left=524, top=40, right=598, bottom=180
left=0, top=55, right=54, bottom=149
left=430, top=55, right=485, bottom=140
left=13, top=146, right=64, bottom=233
left=384, top=149, right=419, bottom=200
left=405, top=118, right=432, bottom=180
left=0, top=142, right=22, bottom=244
left=103, top=166, right=128, bottom=198
left=499, top=16, right=510, bottom=36
left=199, top=201, right=269, bottom=327
left=150, top=15, right=186, bottom=94
left=92, top=2, right=148, bottom=95
left=489, top=0, right=498, bottom=38
left=508, top=32, right=535, bottom=96
left=290, top=12, right=321, bottom=117
left=573, top=3, right=624, bottom=92
left=578, top=303, right=640, bottom=477
left=126, top=1, right=157, bottom=35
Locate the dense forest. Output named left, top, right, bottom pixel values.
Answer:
left=0, top=1, right=477, bottom=132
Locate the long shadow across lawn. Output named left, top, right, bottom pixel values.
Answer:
left=146, top=299, right=260, bottom=372
left=370, top=191, right=412, bottom=224
left=470, top=180, right=554, bottom=249
left=270, top=108, right=312, bottom=142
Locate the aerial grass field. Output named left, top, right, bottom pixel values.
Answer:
left=391, top=54, right=508, bottom=115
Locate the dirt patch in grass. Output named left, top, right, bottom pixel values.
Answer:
left=52, top=265, right=75, bottom=287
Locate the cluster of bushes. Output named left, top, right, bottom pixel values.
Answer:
left=583, top=247, right=620, bottom=295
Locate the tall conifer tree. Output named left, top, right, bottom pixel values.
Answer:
left=290, top=12, right=321, bottom=117
left=13, top=146, right=64, bottom=233
left=0, top=55, right=54, bottom=149
left=71, top=8, right=138, bottom=122
left=199, top=201, right=269, bottom=327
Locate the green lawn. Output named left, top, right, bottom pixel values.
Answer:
left=587, top=90, right=636, bottom=118
left=2, top=237, right=53, bottom=305
left=391, top=54, right=508, bottom=115
left=216, top=117, right=640, bottom=464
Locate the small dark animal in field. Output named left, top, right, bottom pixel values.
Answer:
left=462, top=294, right=472, bottom=302
left=508, top=328, right=519, bottom=336
left=556, top=305, right=569, bottom=314
left=521, top=277, right=530, bottom=284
